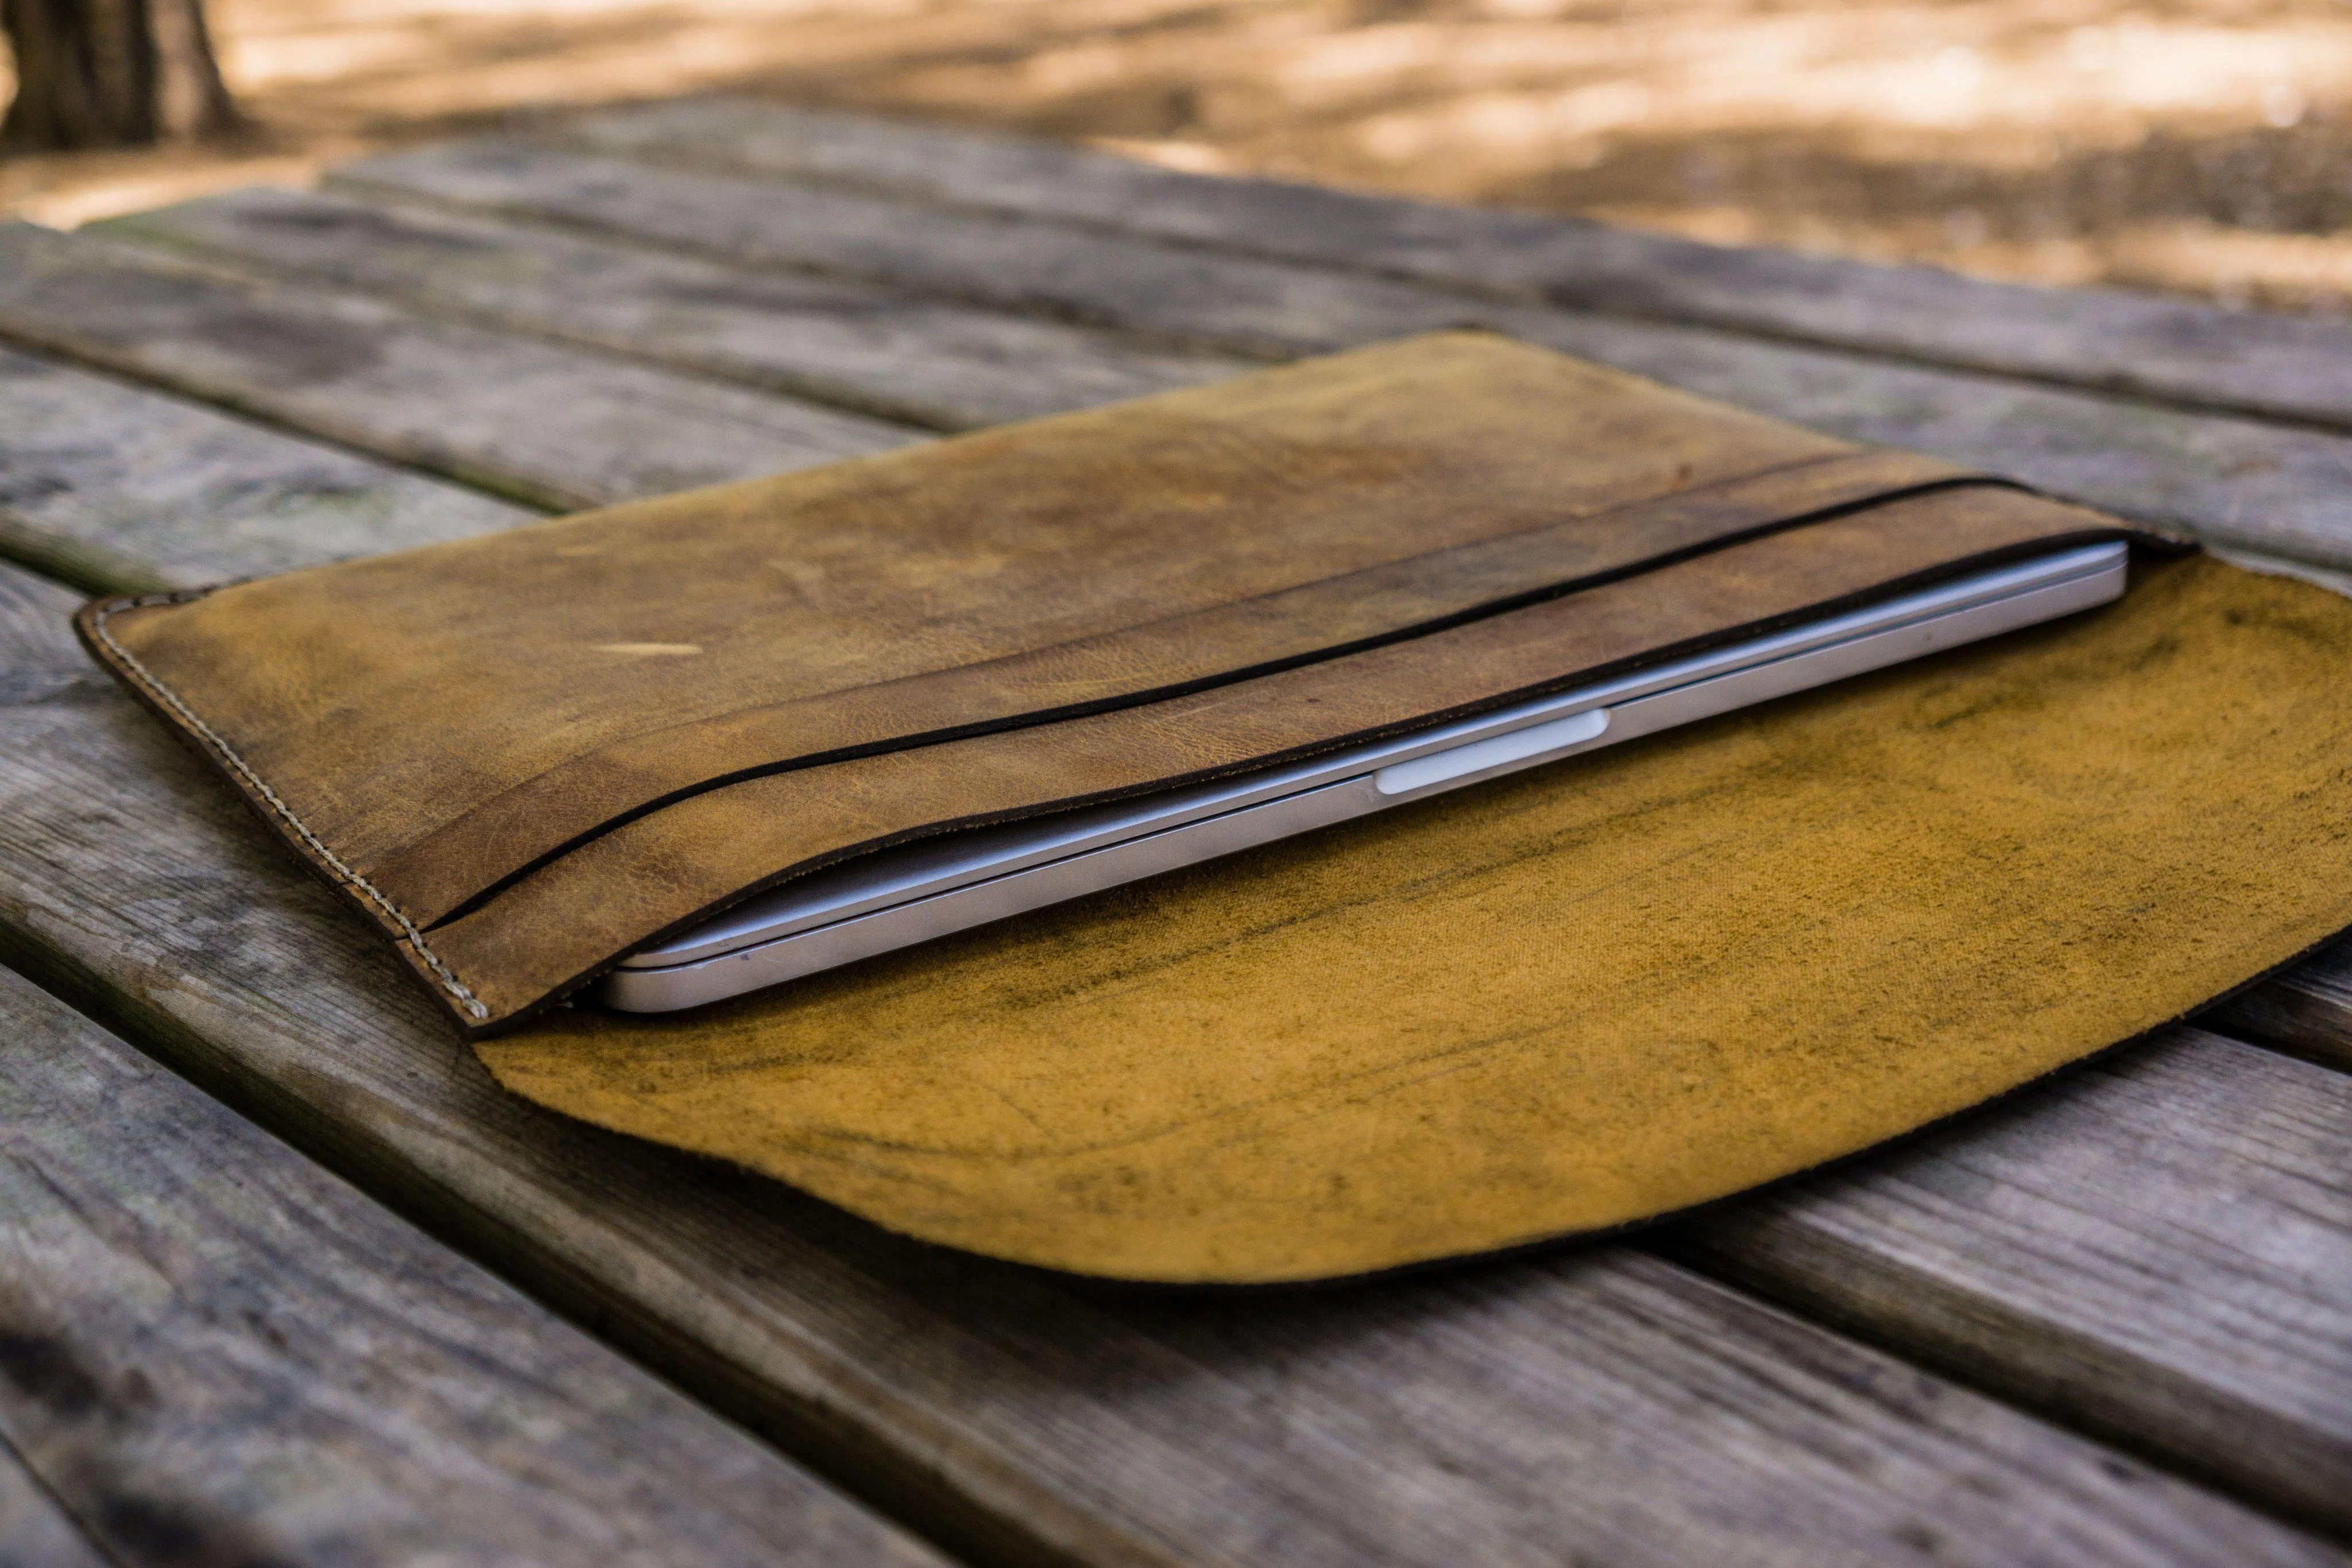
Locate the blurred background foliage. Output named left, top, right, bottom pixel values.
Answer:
left=3, top=0, right=2346, bottom=312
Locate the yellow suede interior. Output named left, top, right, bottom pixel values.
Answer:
left=476, top=556, right=2352, bottom=1283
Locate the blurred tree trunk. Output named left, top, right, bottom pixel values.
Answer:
left=1, top=0, right=240, bottom=149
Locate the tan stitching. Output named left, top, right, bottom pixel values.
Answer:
left=87, top=595, right=493, bottom=1021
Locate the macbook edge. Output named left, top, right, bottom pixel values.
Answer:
left=601, top=542, right=2129, bottom=1012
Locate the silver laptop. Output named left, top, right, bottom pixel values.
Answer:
left=602, top=542, right=2127, bottom=1012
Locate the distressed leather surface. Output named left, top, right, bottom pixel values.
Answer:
left=76, top=332, right=2154, bottom=1032
left=421, top=485, right=2133, bottom=1023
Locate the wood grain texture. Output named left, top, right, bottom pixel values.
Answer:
left=0, top=566, right=2335, bottom=1567
left=1665, top=1027, right=2352, bottom=1536
left=18, top=138, right=2352, bottom=1559
left=100, top=186, right=1248, bottom=432
left=331, top=141, right=2352, bottom=572
left=567, top=98, right=2352, bottom=436
left=0, top=963, right=950, bottom=1568
left=0, top=220, right=919, bottom=512
left=0, top=1436, right=105, bottom=1568
left=0, top=343, right=531, bottom=594
left=2210, top=938, right=2352, bottom=1073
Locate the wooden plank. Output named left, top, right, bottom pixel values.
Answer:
left=330, top=141, right=2352, bottom=573
left=99, top=187, right=1249, bottom=433
left=0, top=1435, right=107, bottom=1568
left=1666, top=1026, right=2352, bottom=1536
left=0, top=221, right=919, bottom=513
left=0, top=344, right=532, bottom=595
left=0, top=962, right=950, bottom=1568
left=0, top=564, right=2334, bottom=1566
left=565, top=98, right=2352, bottom=437
left=2210, top=938, right=2352, bottom=1073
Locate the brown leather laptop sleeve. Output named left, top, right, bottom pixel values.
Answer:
left=76, top=332, right=2159, bottom=1035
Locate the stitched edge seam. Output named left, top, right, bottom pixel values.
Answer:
left=86, top=595, right=493, bottom=1021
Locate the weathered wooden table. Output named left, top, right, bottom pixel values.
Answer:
left=2, top=98, right=2349, bottom=1567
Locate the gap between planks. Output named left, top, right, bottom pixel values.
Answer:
left=0, top=539, right=2346, bottom=1565
left=2210, top=935, right=2352, bottom=1075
